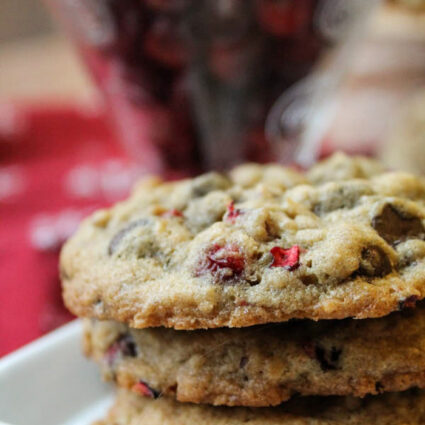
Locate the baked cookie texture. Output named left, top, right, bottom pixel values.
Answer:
left=84, top=304, right=425, bottom=407
left=95, top=388, right=425, bottom=425
left=61, top=152, right=425, bottom=329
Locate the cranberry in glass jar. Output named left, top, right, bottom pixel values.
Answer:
left=44, top=0, right=378, bottom=173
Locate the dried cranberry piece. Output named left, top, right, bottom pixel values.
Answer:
left=270, top=245, right=300, bottom=270
left=225, top=201, right=242, bottom=223
left=208, top=40, right=257, bottom=86
left=399, top=295, right=419, bottom=310
left=105, top=342, right=121, bottom=367
left=132, top=381, right=160, bottom=399
left=143, top=17, right=187, bottom=69
left=105, top=334, right=137, bottom=366
left=256, top=0, right=312, bottom=37
left=144, top=0, right=186, bottom=13
left=196, top=244, right=245, bottom=279
left=246, top=128, right=273, bottom=163
left=161, top=209, right=183, bottom=218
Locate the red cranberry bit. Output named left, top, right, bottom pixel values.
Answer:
left=105, top=334, right=137, bottom=366
left=208, top=42, right=246, bottom=85
left=197, top=244, right=245, bottom=279
left=161, top=209, right=183, bottom=218
left=288, top=162, right=305, bottom=172
left=270, top=245, right=300, bottom=270
left=256, top=0, right=312, bottom=37
left=399, top=295, right=419, bottom=310
left=143, top=17, right=187, bottom=69
left=105, top=343, right=121, bottom=367
left=225, top=201, right=242, bottom=223
left=144, top=0, right=186, bottom=13
left=119, top=334, right=137, bottom=357
left=132, top=381, right=160, bottom=399
left=246, top=129, right=272, bottom=163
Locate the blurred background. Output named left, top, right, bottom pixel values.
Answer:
left=0, top=0, right=93, bottom=101
left=0, top=0, right=424, bottom=356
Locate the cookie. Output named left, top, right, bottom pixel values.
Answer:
left=84, top=303, right=425, bottom=407
left=95, top=388, right=425, bottom=425
left=61, top=153, right=425, bottom=329
left=307, top=152, right=385, bottom=184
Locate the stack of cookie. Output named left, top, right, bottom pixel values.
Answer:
left=60, top=153, right=425, bottom=424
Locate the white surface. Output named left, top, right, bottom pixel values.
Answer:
left=0, top=320, right=114, bottom=425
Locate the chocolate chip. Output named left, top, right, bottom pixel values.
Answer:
left=108, top=219, right=150, bottom=255
left=239, top=356, right=248, bottom=368
left=264, top=219, right=279, bottom=240
left=301, top=274, right=319, bottom=285
left=312, top=183, right=373, bottom=215
left=358, top=246, right=392, bottom=278
left=191, top=173, right=230, bottom=198
left=316, top=346, right=342, bottom=371
left=167, top=384, right=177, bottom=394
left=375, top=382, right=384, bottom=393
left=372, top=204, right=425, bottom=245
left=303, top=342, right=341, bottom=371
left=118, top=334, right=137, bottom=357
left=313, top=197, right=357, bottom=216
left=398, top=295, right=419, bottom=310
left=105, top=333, right=137, bottom=366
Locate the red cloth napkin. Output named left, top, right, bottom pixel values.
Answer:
left=0, top=103, right=142, bottom=356
left=0, top=102, right=363, bottom=357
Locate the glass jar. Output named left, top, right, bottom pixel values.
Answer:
left=44, top=0, right=378, bottom=173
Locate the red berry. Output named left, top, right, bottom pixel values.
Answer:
left=132, top=381, right=160, bottom=398
left=225, top=201, right=242, bottom=223
left=270, top=245, right=300, bottom=270
left=208, top=40, right=258, bottom=86
left=143, top=18, right=187, bottom=69
left=161, top=209, right=183, bottom=218
left=399, top=295, right=418, bottom=310
left=144, top=0, right=186, bottom=12
left=256, top=0, right=312, bottom=37
left=246, top=128, right=273, bottom=163
left=196, top=244, right=245, bottom=279
left=105, top=343, right=120, bottom=367
left=105, top=334, right=137, bottom=366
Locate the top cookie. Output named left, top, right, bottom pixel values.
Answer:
left=61, top=153, right=425, bottom=329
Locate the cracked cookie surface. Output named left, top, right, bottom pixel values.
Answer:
left=94, top=388, right=425, bottom=425
left=84, top=303, right=425, bottom=407
left=61, top=153, right=425, bottom=329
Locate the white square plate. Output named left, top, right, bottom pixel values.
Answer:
left=0, top=320, right=113, bottom=425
